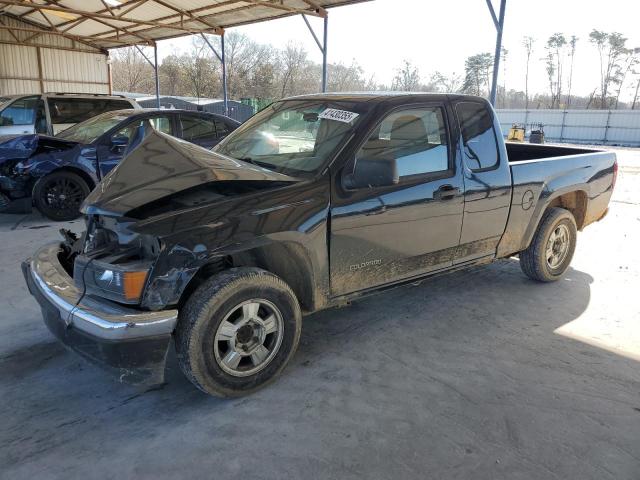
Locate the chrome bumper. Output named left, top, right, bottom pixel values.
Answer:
left=26, top=242, right=178, bottom=341
left=23, top=242, right=178, bottom=384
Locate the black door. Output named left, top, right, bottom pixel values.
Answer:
left=452, top=101, right=511, bottom=264
left=330, top=104, right=464, bottom=296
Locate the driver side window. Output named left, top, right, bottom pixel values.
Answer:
left=350, top=106, right=449, bottom=188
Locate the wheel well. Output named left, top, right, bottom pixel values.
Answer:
left=177, top=256, right=232, bottom=309
left=230, top=243, right=320, bottom=312
left=178, top=243, right=321, bottom=312
left=547, top=190, right=587, bottom=230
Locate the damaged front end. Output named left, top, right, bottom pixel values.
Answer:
left=22, top=233, right=178, bottom=386
left=23, top=129, right=298, bottom=385
left=0, top=134, right=80, bottom=213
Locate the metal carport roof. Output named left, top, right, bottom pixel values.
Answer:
left=0, top=0, right=368, bottom=50
left=0, top=1, right=508, bottom=108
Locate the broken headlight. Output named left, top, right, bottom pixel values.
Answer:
left=74, top=256, right=152, bottom=304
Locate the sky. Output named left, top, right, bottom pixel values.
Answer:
left=156, top=0, right=640, bottom=101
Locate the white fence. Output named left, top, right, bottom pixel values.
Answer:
left=495, top=109, right=640, bottom=147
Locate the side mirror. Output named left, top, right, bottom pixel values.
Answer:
left=343, top=157, right=399, bottom=190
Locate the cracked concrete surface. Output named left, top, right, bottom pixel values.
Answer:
left=0, top=147, right=638, bottom=479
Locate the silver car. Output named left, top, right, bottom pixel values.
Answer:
left=0, top=93, right=140, bottom=136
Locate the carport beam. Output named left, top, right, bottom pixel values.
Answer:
left=302, top=13, right=329, bottom=92
left=222, top=33, right=228, bottom=116
left=134, top=44, right=161, bottom=108
left=322, top=15, right=328, bottom=93
left=487, top=0, right=506, bottom=106
left=200, top=33, right=228, bottom=116
left=154, top=44, right=160, bottom=108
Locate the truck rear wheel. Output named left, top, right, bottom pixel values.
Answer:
left=519, top=207, right=577, bottom=282
left=175, top=267, right=302, bottom=397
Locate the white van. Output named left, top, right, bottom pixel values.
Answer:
left=0, top=93, right=140, bottom=136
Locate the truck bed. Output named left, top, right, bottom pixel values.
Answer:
left=497, top=143, right=616, bottom=258
left=506, top=142, right=601, bottom=162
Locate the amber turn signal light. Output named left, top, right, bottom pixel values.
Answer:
left=123, top=271, right=148, bottom=301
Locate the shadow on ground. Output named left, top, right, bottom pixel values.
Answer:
left=2, top=256, right=639, bottom=479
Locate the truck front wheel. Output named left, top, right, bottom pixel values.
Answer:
left=175, top=267, right=302, bottom=397
left=519, top=207, right=577, bottom=282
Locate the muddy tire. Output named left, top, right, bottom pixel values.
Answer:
left=520, top=207, right=577, bottom=282
left=33, top=171, right=90, bottom=221
left=175, top=267, right=302, bottom=397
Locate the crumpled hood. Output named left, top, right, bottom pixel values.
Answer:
left=0, top=134, right=79, bottom=163
left=82, top=129, right=296, bottom=217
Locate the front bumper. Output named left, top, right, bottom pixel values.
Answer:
left=22, top=242, right=178, bottom=385
left=0, top=175, right=31, bottom=213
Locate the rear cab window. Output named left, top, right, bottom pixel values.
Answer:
left=455, top=101, right=500, bottom=171
left=355, top=106, right=450, bottom=181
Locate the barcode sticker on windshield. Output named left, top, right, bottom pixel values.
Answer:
left=318, top=108, right=359, bottom=123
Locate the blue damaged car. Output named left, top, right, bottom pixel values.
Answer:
left=0, top=108, right=239, bottom=221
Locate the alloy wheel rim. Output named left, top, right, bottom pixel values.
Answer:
left=545, top=223, right=570, bottom=270
left=213, top=299, right=284, bottom=377
left=44, top=178, right=85, bottom=215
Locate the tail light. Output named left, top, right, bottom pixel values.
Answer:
left=612, top=160, right=618, bottom=191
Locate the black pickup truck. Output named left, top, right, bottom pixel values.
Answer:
left=22, top=93, right=617, bottom=397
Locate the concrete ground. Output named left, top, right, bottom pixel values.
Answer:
left=1, top=148, right=639, bottom=480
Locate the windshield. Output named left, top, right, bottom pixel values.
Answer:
left=214, top=99, right=364, bottom=176
left=56, top=110, right=134, bottom=143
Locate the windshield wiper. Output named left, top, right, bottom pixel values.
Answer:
left=236, top=156, right=256, bottom=164
left=237, top=157, right=277, bottom=171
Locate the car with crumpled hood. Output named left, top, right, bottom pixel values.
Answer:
left=0, top=108, right=239, bottom=219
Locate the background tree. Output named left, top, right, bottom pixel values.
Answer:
left=279, top=43, right=314, bottom=97
left=328, top=61, right=368, bottom=91
left=110, top=30, right=640, bottom=109
left=110, top=47, right=155, bottom=93
left=180, top=37, right=220, bottom=99
left=159, top=54, right=187, bottom=96
left=462, top=53, right=493, bottom=96
left=613, top=47, right=640, bottom=108
left=430, top=71, right=463, bottom=93
left=589, top=30, right=629, bottom=109
left=631, top=66, right=640, bottom=109
left=545, top=33, right=567, bottom=108
left=391, top=60, right=421, bottom=91
left=522, top=36, right=535, bottom=109
left=566, top=35, right=578, bottom=108
left=500, top=47, right=508, bottom=107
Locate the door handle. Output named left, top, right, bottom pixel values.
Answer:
left=433, top=185, right=460, bottom=200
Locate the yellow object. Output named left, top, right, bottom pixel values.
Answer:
left=123, top=271, right=148, bottom=301
left=508, top=125, right=525, bottom=141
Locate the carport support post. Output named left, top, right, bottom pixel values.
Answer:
left=134, top=44, right=161, bottom=107
left=322, top=15, right=328, bottom=92
left=154, top=43, right=160, bottom=108
left=200, top=33, right=228, bottom=116
left=221, top=33, right=228, bottom=116
left=302, top=11, right=328, bottom=92
left=487, top=0, right=506, bottom=106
